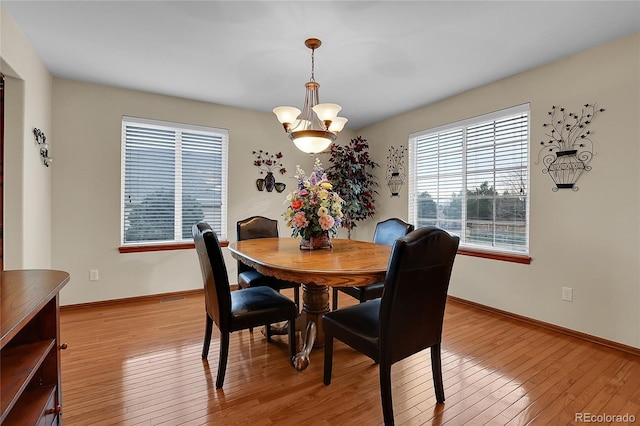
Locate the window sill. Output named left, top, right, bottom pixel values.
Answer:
left=457, top=247, right=531, bottom=264
left=119, top=241, right=229, bottom=253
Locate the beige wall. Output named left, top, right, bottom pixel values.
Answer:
left=50, top=78, right=356, bottom=305
left=360, top=33, right=640, bottom=348
left=1, top=7, right=53, bottom=269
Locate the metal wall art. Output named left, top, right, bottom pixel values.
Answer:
left=537, top=103, right=605, bottom=191
left=386, top=145, right=405, bottom=197
left=253, top=150, right=287, bottom=193
left=33, top=128, right=53, bottom=167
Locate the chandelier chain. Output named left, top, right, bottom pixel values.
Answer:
left=310, top=46, right=316, bottom=82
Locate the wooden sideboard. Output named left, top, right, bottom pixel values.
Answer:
left=1, top=270, right=70, bottom=425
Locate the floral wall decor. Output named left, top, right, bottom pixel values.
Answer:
left=386, top=145, right=406, bottom=197
left=536, top=103, right=605, bottom=191
left=253, top=150, right=287, bottom=192
left=33, top=128, right=53, bottom=167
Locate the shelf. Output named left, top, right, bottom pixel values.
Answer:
left=2, top=384, right=56, bottom=426
left=1, top=270, right=69, bottom=425
left=0, top=338, right=56, bottom=421
left=1, top=270, right=69, bottom=348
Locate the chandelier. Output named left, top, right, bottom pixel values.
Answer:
left=273, top=38, right=348, bottom=154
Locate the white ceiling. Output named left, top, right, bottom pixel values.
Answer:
left=3, top=1, right=639, bottom=129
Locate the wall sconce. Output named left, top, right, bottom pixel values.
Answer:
left=386, top=145, right=406, bottom=197
left=536, top=103, right=604, bottom=191
left=33, top=128, right=53, bottom=167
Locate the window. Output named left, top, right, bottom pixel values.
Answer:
left=121, top=117, right=228, bottom=247
left=408, top=104, right=529, bottom=255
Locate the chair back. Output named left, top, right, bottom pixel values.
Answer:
left=193, top=221, right=231, bottom=331
left=379, top=226, right=459, bottom=364
left=373, top=218, right=415, bottom=246
left=236, top=216, right=279, bottom=274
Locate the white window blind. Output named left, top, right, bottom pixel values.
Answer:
left=409, top=104, right=529, bottom=254
left=121, top=117, right=228, bottom=245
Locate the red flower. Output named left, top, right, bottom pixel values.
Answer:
left=291, top=200, right=303, bottom=210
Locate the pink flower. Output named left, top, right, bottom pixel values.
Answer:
left=292, top=212, right=309, bottom=228
left=319, top=214, right=335, bottom=230
left=298, top=189, right=310, bottom=197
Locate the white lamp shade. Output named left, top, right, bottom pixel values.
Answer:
left=293, top=136, right=333, bottom=154
left=273, top=106, right=301, bottom=124
left=328, top=117, right=348, bottom=133
left=312, top=103, right=342, bottom=122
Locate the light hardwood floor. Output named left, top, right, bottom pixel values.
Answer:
left=59, top=290, right=640, bottom=425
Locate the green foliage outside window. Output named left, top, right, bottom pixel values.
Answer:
left=125, top=189, right=204, bottom=243
left=417, top=180, right=526, bottom=248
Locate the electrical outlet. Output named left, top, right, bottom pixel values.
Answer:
left=562, top=286, right=573, bottom=302
left=90, top=269, right=99, bottom=281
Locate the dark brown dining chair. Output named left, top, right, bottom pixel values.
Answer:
left=332, top=218, right=414, bottom=310
left=322, top=226, right=460, bottom=426
left=237, top=216, right=300, bottom=309
left=193, top=221, right=297, bottom=389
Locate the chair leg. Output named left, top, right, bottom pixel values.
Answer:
left=294, top=285, right=300, bottom=312
left=265, top=324, right=271, bottom=341
left=288, top=318, right=296, bottom=362
left=202, top=314, right=213, bottom=359
left=323, top=333, right=334, bottom=385
left=431, top=344, right=445, bottom=403
left=332, top=288, right=338, bottom=311
left=215, top=331, right=230, bottom=389
left=379, top=362, right=395, bottom=426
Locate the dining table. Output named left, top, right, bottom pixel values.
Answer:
left=227, top=237, right=392, bottom=370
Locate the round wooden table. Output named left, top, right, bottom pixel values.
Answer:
left=228, top=238, right=391, bottom=369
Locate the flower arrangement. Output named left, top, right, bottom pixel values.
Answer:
left=284, top=159, right=344, bottom=240
left=253, top=150, right=287, bottom=175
